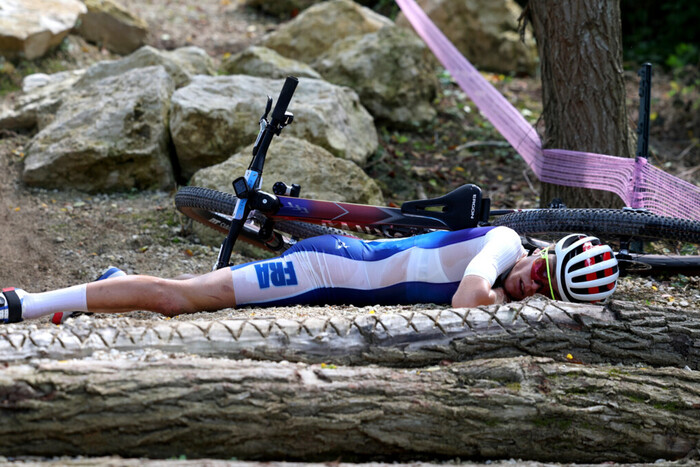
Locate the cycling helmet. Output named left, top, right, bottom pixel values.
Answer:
left=554, top=234, right=619, bottom=303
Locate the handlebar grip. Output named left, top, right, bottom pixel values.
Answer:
left=271, top=76, right=298, bottom=122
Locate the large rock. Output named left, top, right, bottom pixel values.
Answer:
left=75, top=0, right=148, bottom=55
left=0, top=70, right=84, bottom=130
left=170, top=75, right=377, bottom=179
left=219, top=46, right=322, bottom=80
left=76, top=45, right=215, bottom=89
left=0, top=45, right=213, bottom=131
left=314, top=26, right=437, bottom=127
left=259, top=0, right=392, bottom=64
left=23, top=66, right=175, bottom=192
left=0, top=0, right=86, bottom=60
left=191, top=137, right=384, bottom=206
left=396, top=0, right=538, bottom=75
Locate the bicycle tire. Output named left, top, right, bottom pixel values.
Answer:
left=491, top=208, right=700, bottom=244
left=175, top=186, right=346, bottom=248
left=618, top=254, right=700, bottom=276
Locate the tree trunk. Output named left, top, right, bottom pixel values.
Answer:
left=528, top=0, right=634, bottom=208
left=0, top=355, right=698, bottom=462
left=2, top=299, right=697, bottom=370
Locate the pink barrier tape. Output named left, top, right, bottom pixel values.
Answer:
left=639, top=162, right=700, bottom=217
left=539, top=149, right=637, bottom=205
left=396, top=0, right=700, bottom=221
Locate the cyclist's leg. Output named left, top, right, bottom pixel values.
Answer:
left=85, top=267, right=236, bottom=317
left=3, top=268, right=238, bottom=322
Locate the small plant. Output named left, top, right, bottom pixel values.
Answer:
left=666, top=43, right=700, bottom=70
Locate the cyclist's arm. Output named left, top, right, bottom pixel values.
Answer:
left=452, top=276, right=506, bottom=307
left=451, top=227, right=523, bottom=308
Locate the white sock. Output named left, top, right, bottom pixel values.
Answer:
left=18, top=285, right=88, bottom=320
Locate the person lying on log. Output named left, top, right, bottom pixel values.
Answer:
left=0, top=227, right=619, bottom=324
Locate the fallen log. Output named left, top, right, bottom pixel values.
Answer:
left=0, top=298, right=698, bottom=369
left=0, top=355, right=698, bottom=462
left=0, top=459, right=577, bottom=467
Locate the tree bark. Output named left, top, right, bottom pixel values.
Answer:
left=528, top=0, right=634, bottom=208
left=2, top=299, right=698, bottom=369
left=0, top=356, right=698, bottom=462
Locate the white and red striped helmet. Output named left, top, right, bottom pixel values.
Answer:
left=554, top=234, right=619, bottom=303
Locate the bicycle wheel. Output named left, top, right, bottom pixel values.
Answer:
left=492, top=209, right=700, bottom=244
left=175, top=186, right=346, bottom=250
left=493, top=208, right=700, bottom=275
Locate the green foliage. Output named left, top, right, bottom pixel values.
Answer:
left=666, top=43, right=700, bottom=70
left=620, top=0, right=700, bottom=69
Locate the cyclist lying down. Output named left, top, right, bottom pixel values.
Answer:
left=0, top=226, right=619, bottom=324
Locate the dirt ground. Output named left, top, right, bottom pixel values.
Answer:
left=1, top=0, right=699, bottom=320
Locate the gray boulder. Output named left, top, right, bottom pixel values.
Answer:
left=170, top=75, right=377, bottom=179
left=0, top=70, right=84, bottom=130
left=259, top=0, right=392, bottom=64
left=0, top=0, right=86, bottom=60
left=76, top=45, right=215, bottom=89
left=219, top=46, right=322, bottom=80
left=396, top=0, right=538, bottom=75
left=258, top=1, right=438, bottom=128
left=0, top=46, right=213, bottom=131
left=75, top=0, right=148, bottom=55
left=314, top=26, right=437, bottom=127
left=22, top=66, right=175, bottom=192
left=191, top=137, right=384, bottom=206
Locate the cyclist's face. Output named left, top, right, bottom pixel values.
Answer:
left=504, top=249, right=559, bottom=300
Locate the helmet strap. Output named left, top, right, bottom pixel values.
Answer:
left=541, top=247, right=556, bottom=300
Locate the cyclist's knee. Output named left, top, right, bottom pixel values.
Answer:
left=149, top=278, right=192, bottom=316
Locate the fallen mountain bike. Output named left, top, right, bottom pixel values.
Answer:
left=175, top=76, right=700, bottom=275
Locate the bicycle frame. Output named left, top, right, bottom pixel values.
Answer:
left=189, top=184, right=493, bottom=252
left=274, top=196, right=445, bottom=236
left=274, top=182, right=489, bottom=233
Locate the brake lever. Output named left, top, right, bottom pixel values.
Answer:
left=253, top=97, right=274, bottom=156
left=262, top=96, right=272, bottom=120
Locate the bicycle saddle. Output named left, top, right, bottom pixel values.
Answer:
left=401, top=184, right=490, bottom=230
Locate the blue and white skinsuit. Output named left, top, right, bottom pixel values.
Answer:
left=230, top=226, right=525, bottom=306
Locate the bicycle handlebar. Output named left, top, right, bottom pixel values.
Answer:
left=249, top=76, right=298, bottom=174
left=271, top=76, right=298, bottom=123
